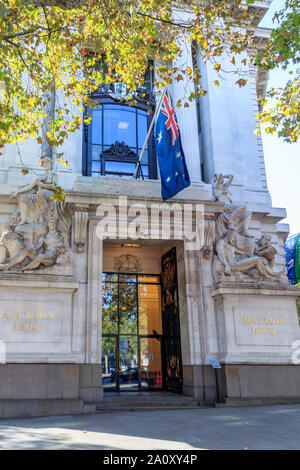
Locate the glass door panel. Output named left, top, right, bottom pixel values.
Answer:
left=138, top=283, right=162, bottom=335
left=102, top=282, right=118, bottom=334
left=119, top=283, right=137, bottom=334
left=102, top=336, right=117, bottom=390
left=140, top=337, right=162, bottom=389
left=119, top=336, right=139, bottom=390
left=102, top=273, right=163, bottom=392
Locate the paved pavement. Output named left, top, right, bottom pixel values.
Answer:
left=0, top=405, right=299, bottom=450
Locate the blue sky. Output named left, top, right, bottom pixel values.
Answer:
left=259, top=0, right=300, bottom=236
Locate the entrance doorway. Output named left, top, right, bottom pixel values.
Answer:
left=101, top=247, right=183, bottom=393
left=102, top=273, right=163, bottom=391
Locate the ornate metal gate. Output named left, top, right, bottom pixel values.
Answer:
left=161, top=247, right=183, bottom=393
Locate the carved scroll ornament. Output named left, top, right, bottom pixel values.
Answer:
left=74, top=211, right=88, bottom=253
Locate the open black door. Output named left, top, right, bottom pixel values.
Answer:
left=161, top=247, right=183, bottom=393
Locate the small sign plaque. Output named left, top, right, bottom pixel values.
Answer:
left=208, top=358, right=221, bottom=369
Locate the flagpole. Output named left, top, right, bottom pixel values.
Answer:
left=133, top=83, right=167, bottom=179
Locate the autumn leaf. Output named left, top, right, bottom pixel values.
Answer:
left=236, top=79, right=247, bottom=88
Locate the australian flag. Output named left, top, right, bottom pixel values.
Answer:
left=155, top=87, right=190, bottom=200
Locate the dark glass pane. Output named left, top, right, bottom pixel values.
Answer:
left=138, top=112, right=148, bottom=149
left=103, top=106, right=136, bottom=147
left=119, top=283, right=137, bottom=334
left=143, top=62, right=154, bottom=91
left=119, top=274, right=137, bottom=283
left=140, top=337, right=162, bottom=389
left=102, top=273, right=118, bottom=283
left=105, top=161, right=136, bottom=175
left=140, top=165, right=149, bottom=178
left=92, top=160, right=101, bottom=174
left=92, top=144, right=101, bottom=161
left=94, top=56, right=108, bottom=75
left=92, top=108, right=102, bottom=145
left=102, top=336, right=117, bottom=390
left=102, top=282, right=118, bottom=334
left=138, top=148, right=148, bottom=164
left=119, top=336, right=139, bottom=390
left=104, top=104, right=129, bottom=112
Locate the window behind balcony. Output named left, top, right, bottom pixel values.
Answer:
left=82, top=66, right=157, bottom=179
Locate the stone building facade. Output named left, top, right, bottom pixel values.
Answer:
left=0, top=1, right=299, bottom=418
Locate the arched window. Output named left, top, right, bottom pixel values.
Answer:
left=82, top=82, right=157, bottom=179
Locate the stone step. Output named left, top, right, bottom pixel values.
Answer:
left=93, top=392, right=214, bottom=413
left=100, top=401, right=199, bottom=408
left=95, top=404, right=208, bottom=413
left=101, top=394, right=196, bottom=403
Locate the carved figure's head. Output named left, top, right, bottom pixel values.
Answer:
left=43, top=157, right=52, bottom=174
left=259, top=233, right=272, bottom=246
left=48, top=217, right=58, bottom=233
left=227, top=230, right=238, bottom=245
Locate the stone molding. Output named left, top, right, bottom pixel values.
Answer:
left=184, top=247, right=207, bottom=364
left=86, top=219, right=102, bottom=364
left=210, top=282, right=300, bottom=299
